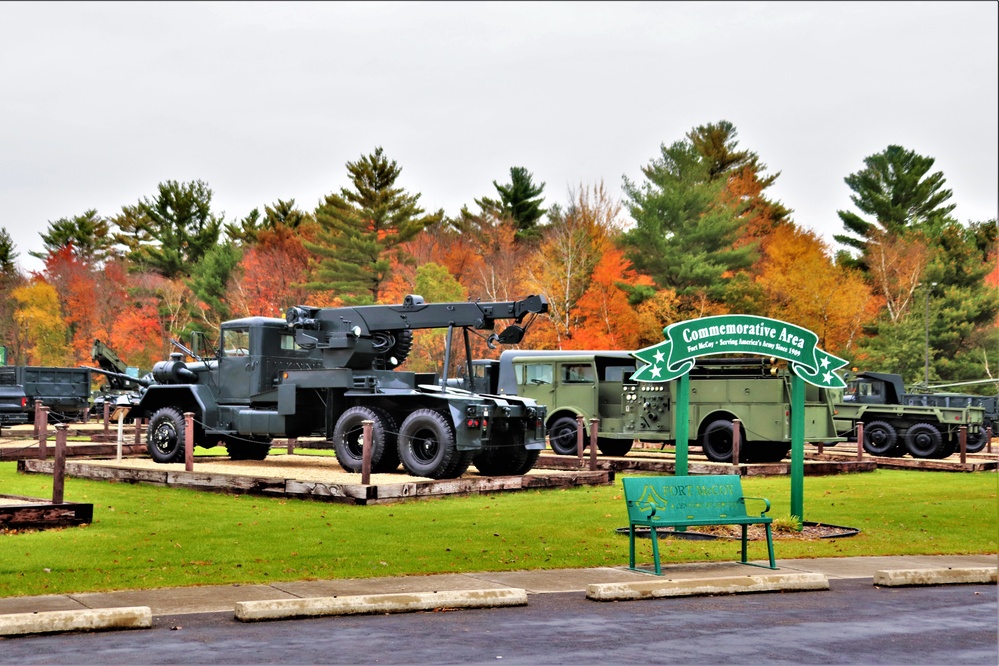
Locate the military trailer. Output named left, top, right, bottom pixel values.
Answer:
left=0, top=366, right=92, bottom=423
left=836, top=372, right=985, bottom=457
left=459, top=351, right=843, bottom=463
left=131, top=295, right=549, bottom=480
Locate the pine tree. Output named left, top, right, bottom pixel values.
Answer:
left=835, top=145, right=956, bottom=270
left=112, top=180, right=223, bottom=279
left=303, top=147, right=442, bottom=304
left=30, top=210, right=114, bottom=264
left=475, top=167, right=547, bottom=242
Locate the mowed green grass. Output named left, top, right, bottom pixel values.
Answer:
left=0, top=462, right=996, bottom=598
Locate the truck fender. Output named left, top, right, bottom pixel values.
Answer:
left=133, top=384, right=219, bottom=425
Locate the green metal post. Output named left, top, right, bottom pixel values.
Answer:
left=790, top=372, right=805, bottom=524
left=674, top=373, right=690, bottom=476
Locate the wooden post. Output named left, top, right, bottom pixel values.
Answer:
left=987, top=426, right=993, bottom=454
left=732, top=418, right=741, bottom=470
left=287, top=438, right=296, bottom=455
left=184, top=412, right=194, bottom=472
left=817, top=441, right=824, bottom=455
left=361, top=420, right=373, bottom=485
left=134, top=418, right=143, bottom=447
left=856, top=422, right=864, bottom=461
left=103, top=400, right=110, bottom=438
left=576, top=414, right=585, bottom=466
left=959, top=425, right=967, bottom=464
left=52, top=423, right=68, bottom=504
left=38, top=406, right=50, bottom=460
left=116, top=409, right=126, bottom=462
left=33, top=400, right=42, bottom=437
left=588, top=418, right=599, bottom=471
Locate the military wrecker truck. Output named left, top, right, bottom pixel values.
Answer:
left=835, top=371, right=985, bottom=458
left=130, top=294, right=550, bottom=479
left=456, top=351, right=843, bottom=463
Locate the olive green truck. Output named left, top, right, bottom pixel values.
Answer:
left=459, top=351, right=843, bottom=463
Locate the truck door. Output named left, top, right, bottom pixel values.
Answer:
left=557, top=362, right=597, bottom=418
left=218, top=326, right=253, bottom=403
left=516, top=361, right=555, bottom=410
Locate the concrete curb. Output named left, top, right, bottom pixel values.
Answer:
left=0, top=606, right=152, bottom=637
left=873, top=567, right=998, bottom=587
left=234, top=588, right=529, bottom=622
left=586, top=573, right=829, bottom=601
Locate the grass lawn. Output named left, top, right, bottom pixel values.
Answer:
left=0, top=462, right=996, bottom=598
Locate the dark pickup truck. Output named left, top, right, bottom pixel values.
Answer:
left=0, top=384, right=29, bottom=425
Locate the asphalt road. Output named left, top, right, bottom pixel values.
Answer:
left=1, top=579, right=996, bottom=665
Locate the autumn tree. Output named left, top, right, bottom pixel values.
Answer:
left=404, top=263, right=468, bottom=374
left=571, top=244, right=654, bottom=350
left=523, top=183, right=625, bottom=348
left=12, top=279, right=71, bottom=366
left=113, top=180, right=224, bottom=279
left=304, top=147, right=442, bottom=304
left=233, top=225, right=314, bottom=318
left=756, top=226, right=875, bottom=355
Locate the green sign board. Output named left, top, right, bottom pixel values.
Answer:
left=631, top=314, right=848, bottom=388
left=0, top=345, right=5, bottom=366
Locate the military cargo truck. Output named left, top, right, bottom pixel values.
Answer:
left=459, top=351, right=843, bottom=463
left=835, top=371, right=984, bottom=458
left=131, top=295, right=549, bottom=479
left=0, top=366, right=92, bottom=423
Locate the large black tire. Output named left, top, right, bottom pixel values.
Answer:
left=966, top=420, right=990, bottom=454
left=225, top=436, right=272, bottom=461
left=548, top=416, right=583, bottom=456
left=332, top=406, right=399, bottom=473
left=904, top=423, right=943, bottom=458
left=745, top=442, right=791, bottom=463
left=597, top=438, right=633, bottom=457
left=473, top=431, right=540, bottom=476
left=147, top=407, right=186, bottom=463
left=862, top=420, right=899, bottom=456
left=701, top=419, right=746, bottom=463
left=397, top=409, right=461, bottom=479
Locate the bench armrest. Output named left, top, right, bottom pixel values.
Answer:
left=740, top=495, right=771, bottom=516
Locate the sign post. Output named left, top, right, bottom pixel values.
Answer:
left=632, top=314, right=847, bottom=523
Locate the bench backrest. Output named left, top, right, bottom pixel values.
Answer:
left=622, top=475, right=749, bottom=525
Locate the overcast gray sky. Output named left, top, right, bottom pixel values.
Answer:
left=1, top=1, right=996, bottom=275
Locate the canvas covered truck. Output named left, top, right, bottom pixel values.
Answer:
left=130, top=294, right=549, bottom=479
left=836, top=372, right=985, bottom=458
left=457, top=351, right=843, bottom=463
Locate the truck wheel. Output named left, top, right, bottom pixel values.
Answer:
left=369, top=407, right=400, bottom=472
left=473, top=430, right=539, bottom=475
left=862, top=421, right=898, bottom=456
left=904, top=423, right=943, bottom=458
left=225, top=436, right=272, bottom=461
left=966, top=421, right=990, bottom=454
left=398, top=409, right=461, bottom=479
left=147, top=407, right=186, bottom=464
left=702, top=419, right=745, bottom=463
left=332, top=406, right=396, bottom=473
left=548, top=416, right=583, bottom=456
left=597, top=438, right=633, bottom=457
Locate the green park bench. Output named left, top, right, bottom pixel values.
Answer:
left=622, top=474, right=777, bottom=575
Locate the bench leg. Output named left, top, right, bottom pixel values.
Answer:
left=650, top=526, right=661, bottom=576
left=629, top=525, right=636, bottom=570
left=765, top=524, right=776, bottom=569
left=741, top=524, right=749, bottom=564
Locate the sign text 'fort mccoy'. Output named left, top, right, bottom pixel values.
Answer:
left=631, top=314, right=848, bottom=388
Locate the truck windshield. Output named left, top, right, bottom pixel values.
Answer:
left=223, top=328, right=250, bottom=357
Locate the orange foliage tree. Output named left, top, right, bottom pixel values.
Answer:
left=571, top=243, right=654, bottom=350
left=756, top=226, right=876, bottom=354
